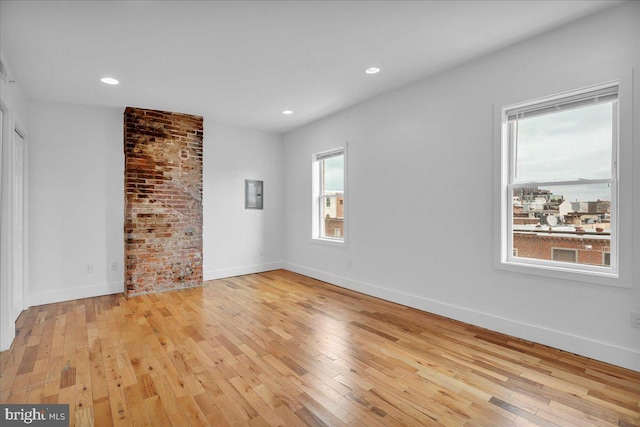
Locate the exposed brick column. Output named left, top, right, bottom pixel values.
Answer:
left=124, top=107, right=203, bottom=296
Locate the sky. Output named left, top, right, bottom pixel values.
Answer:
left=514, top=101, right=613, bottom=202
left=323, top=155, right=344, bottom=192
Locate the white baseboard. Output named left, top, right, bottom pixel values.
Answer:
left=283, top=262, right=640, bottom=372
left=204, top=262, right=284, bottom=281
left=29, top=281, right=124, bottom=307
left=28, top=261, right=285, bottom=307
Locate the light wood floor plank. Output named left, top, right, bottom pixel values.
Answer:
left=1, top=270, right=638, bottom=426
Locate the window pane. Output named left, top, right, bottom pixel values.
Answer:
left=513, top=102, right=613, bottom=183
left=322, top=155, right=344, bottom=193
left=319, top=153, right=344, bottom=240
left=321, top=195, right=344, bottom=239
left=512, top=183, right=611, bottom=267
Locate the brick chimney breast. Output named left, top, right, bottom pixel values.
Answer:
left=124, top=107, right=203, bottom=296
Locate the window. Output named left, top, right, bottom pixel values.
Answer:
left=552, top=248, right=577, bottom=263
left=313, top=148, right=345, bottom=243
left=501, top=82, right=618, bottom=277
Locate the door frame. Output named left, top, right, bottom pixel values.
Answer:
left=0, top=100, right=29, bottom=352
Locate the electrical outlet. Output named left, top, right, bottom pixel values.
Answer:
left=631, top=311, right=640, bottom=329
left=110, top=262, right=118, bottom=271
left=346, top=259, right=352, bottom=269
left=86, top=263, right=94, bottom=273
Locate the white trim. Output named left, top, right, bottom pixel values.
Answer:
left=29, top=281, right=124, bottom=307
left=0, top=100, right=13, bottom=351
left=29, top=261, right=285, bottom=305
left=311, top=143, right=348, bottom=245
left=282, top=263, right=640, bottom=372
left=510, top=179, right=613, bottom=187
left=506, top=84, right=618, bottom=120
left=315, top=149, right=343, bottom=161
left=13, top=124, right=29, bottom=312
left=203, top=261, right=284, bottom=281
left=310, top=237, right=347, bottom=247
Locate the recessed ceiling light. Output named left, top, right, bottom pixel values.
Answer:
left=365, top=67, right=381, bottom=74
left=282, top=110, right=293, bottom=115
left=101, top=77, right=119, bottom=85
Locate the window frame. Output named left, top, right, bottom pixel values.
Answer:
left=507, top=82, right=618, bottom=275
left=494, top=76, right=633, bottom=288
left=311, top=145, right=347, bottom=246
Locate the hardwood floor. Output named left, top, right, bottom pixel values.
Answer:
left=1, top=270, right=638, bottom=426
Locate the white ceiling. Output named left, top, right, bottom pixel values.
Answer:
left=0, top=0, right=621, bottom=133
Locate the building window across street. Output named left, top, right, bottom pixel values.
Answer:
left=552, top=248, right=578, bottom=263
left=312, top=147, right=345, bottom=243
left=501, top=82, right=618, bottom=276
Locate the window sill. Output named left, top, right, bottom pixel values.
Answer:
left=496, top=258, right=627, bottom=288
left=311, top=237, right=347, bottom=248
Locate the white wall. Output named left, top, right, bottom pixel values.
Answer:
left=28, top=102, right=124, bottom=305
left=282, top=2, right=640, bottom=371
left=202, top=121, right=283, bottom=279
left=26, top=103, right=284, bottom=305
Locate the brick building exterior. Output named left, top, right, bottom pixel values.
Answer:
left=324, top=194, right=344, bottom=237
left=513, top=232, right=610, bottom=266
